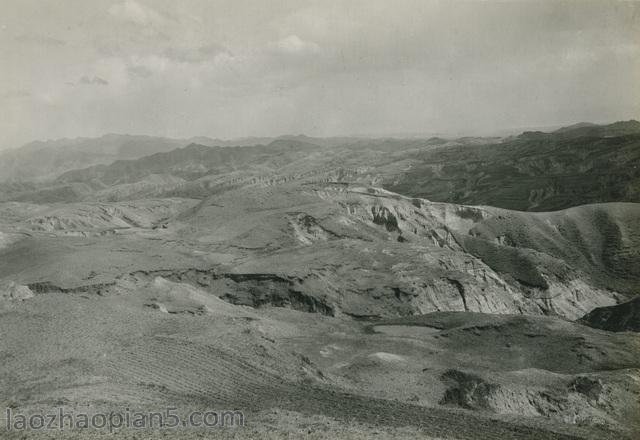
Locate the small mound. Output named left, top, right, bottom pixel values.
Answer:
left=24, top=199, right=194, bottom=232
left=0, top=281, right=34, bottom=301
left=287, top=212, right=338, bottom=245
left=382, top=311, right=640, bottom=374
left=143, top=277, right=257, bottom=317
left=0, top=232, right=24, bottom=250
left=438, top=368, right=636, bottom=429
left=439, top=369, right=499, bottom=410
left=368, top=352, right=407, bottom=363
left=578, top=296, right=640, bottom=332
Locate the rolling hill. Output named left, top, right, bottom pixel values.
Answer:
left=0, top=134, right=278, bottom=183
left=2, top=121, right=638, bottom=213
left=387, top=120, right=640, bottom=211
left=1, top=122, right=640, bottom=438
left=1, top=182, right=639, bottom=438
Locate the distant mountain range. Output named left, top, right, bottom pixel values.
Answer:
left=55, top=138, right=321, bottom=186
left=387, top=120, right=640, bottom=211
left=0, top=134, right=277, bottom=182
left=1, top=120, right=639, bottom=211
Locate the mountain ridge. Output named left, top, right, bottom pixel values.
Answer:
left=2, top=120, right=639, bottom=212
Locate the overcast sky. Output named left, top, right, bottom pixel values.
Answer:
left=1, top=0, right=638, bottom=149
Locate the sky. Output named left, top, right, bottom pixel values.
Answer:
left=1, top=0, right=639, bottom=149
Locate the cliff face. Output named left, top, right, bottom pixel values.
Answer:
left=3, top=183, right=635, bottom=320
left=2, top=183, right=638, bottom=320
left=297, top=185, right=635, bottom=319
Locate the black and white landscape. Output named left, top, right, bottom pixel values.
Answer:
left=1, top=1, right=639, bottom=439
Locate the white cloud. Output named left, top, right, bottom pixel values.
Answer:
left=275, top=35, right=320, bottom=55
left=1, top=90, right=31, bottom=99
left=1, top=0, right=638, bottom=150
left=108, top=0, right=169, bottom=27
left=127, top=64, right=153, bottom=78
left=14, top=34, right=66, bottom=46
left=78, top=75, right=109, bottom=86
left=162, top=44, right=230, bottom=63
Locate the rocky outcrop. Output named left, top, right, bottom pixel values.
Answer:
left=24, top=199, right=197, bottom=232
left=578, top=296, right=640, bottom=332
left=0, top=281, right=34, bottom=301
left=287, top=212, right=340, bottom=245
left=6, top=184, right=638, bottom=320
left=25, top=268, right=335, bottom=316
left=439, top=368, right=640, bottom=430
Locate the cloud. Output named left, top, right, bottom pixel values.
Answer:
left=127, top=64, right=153, bottom=78
left=14, top=34, right=66, bottom=46
left=1, top=90, right=31, bottom=99
left=274, top=35, right=320, bottom=55
left=108, top=0, right=169, bottom=27
left=77, top=76, right=109, bottom=86
left=1, top=0, right=638, bottom=151
left=162, top=43, right=231, bottom=63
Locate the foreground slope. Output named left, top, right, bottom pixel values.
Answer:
left=1, top=182, right=639, bottom=438
left=0, top=280, right=635, bottom=439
